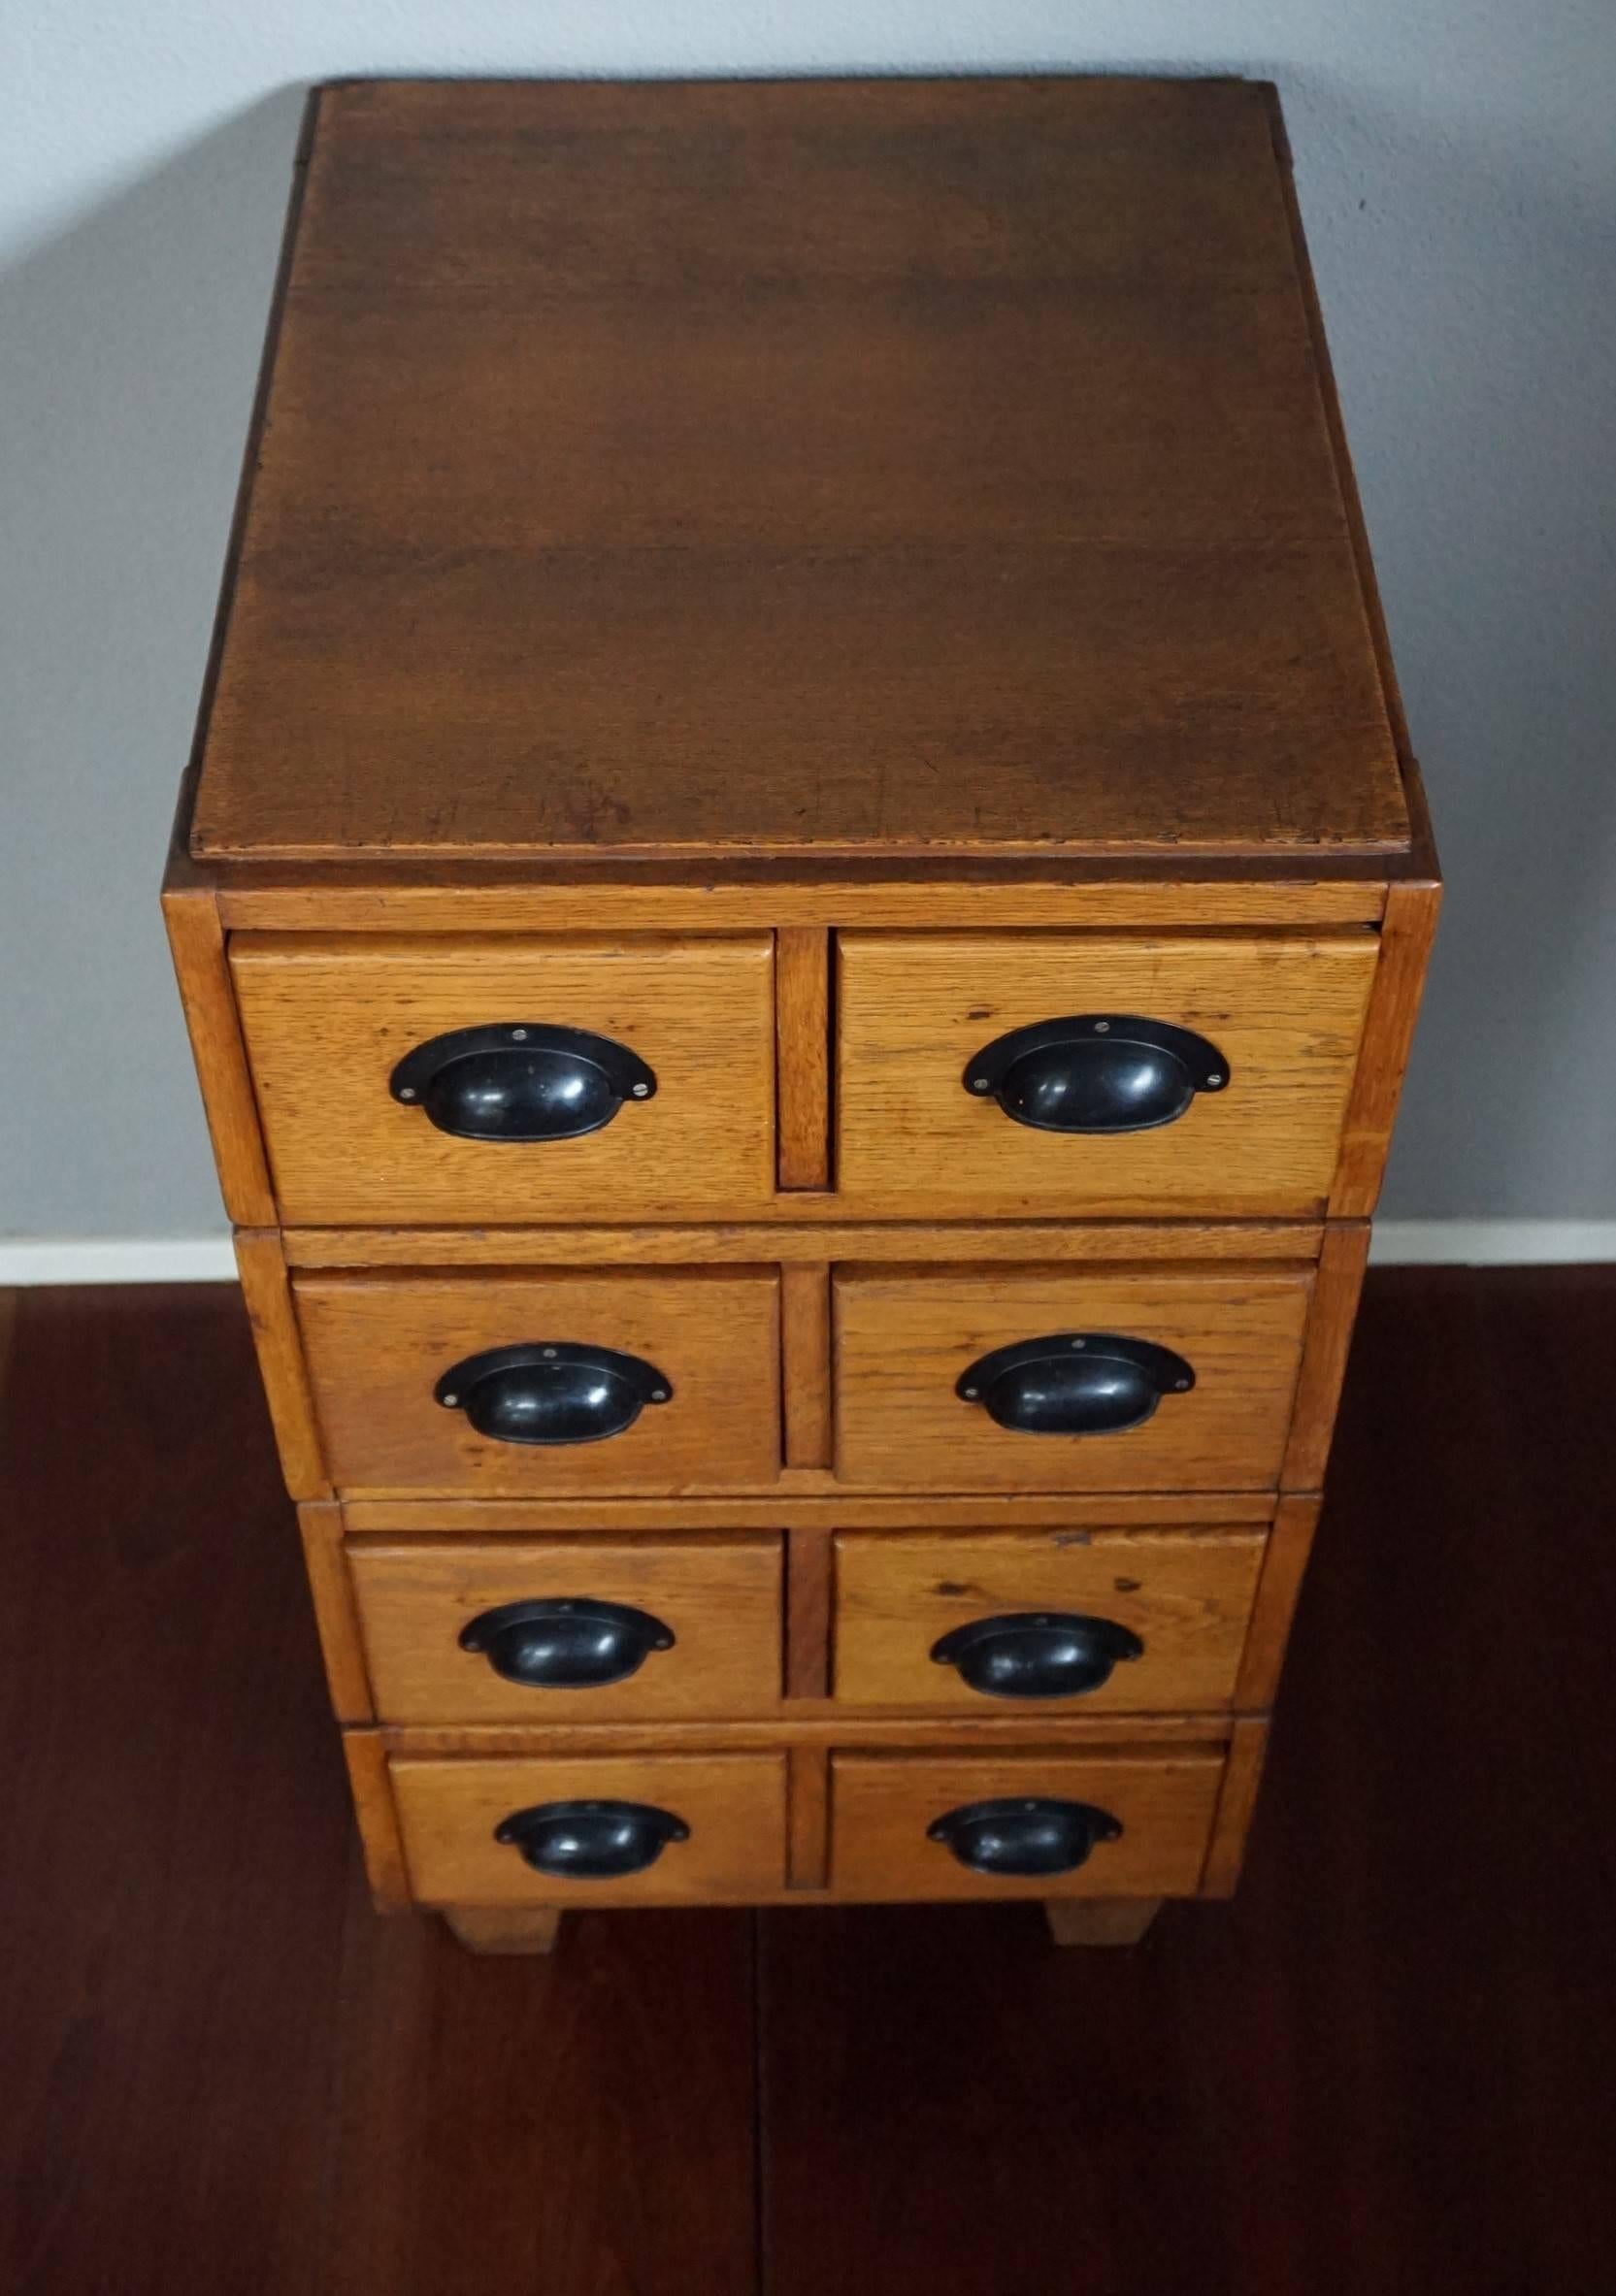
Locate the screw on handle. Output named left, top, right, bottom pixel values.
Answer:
left=390, top=1023, right=656, bottom=1140
left=963, top=1015, right=1229, bottom=1133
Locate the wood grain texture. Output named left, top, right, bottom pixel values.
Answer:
left=348, top=1533, right=782, bottom=1722
left=829, top=1750, right=1223, bottom=1901
left=230, top=932, right=776, bottom=1223
left=391, top=1752, right=788, bottom=1905
left=784, top=1525, right=834, bottom=1700
left=833, top=1264, right=1311, bottom=1492
left=162, top=882, right=277, bottom=1225
left=189, top=76, right=1406, bottom=867
left=1199, top=1715, right=1270, bottom=1896
left=343, top=1729, right=412, bottom=1911
left=787, top=1747, right=830, bottom=1887
left=778, top=1263, right=832, bottom=1466
left=1330, top=878, right=1442, bottom=1216
left=214, top=872, right=1391, bottom=934
left=440, top=1906, right=560, bottom=1953
left=1233, top=1492, right=1322, bottom=1709
left=235, top=1229, right=331, bottom=1499
left=343, top=1492, right=1272, bottom=1533
left=1281, top=1222, right=1370, bottom=1490
left=294, top=1268, right=780, bottom=1495
left=834, top=1526, right=1265, bottom=1714
left=299, top=1500, right=375, bottom=1722
left=837, top=931, right=1377, bottom=1217
left=1044, top=1896, right=1162, bottom=1946
left=283, top=1217, right=1327, bottom=1264
left=379, top=1716, right=1235, bottom=1756
left=775, top=929, right=831, bottom=1189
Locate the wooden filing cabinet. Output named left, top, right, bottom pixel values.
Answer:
left=164, top=75, right=1437, bottom=1952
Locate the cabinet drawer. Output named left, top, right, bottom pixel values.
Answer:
left=230, top=933, right=775, bottom=1223
left=837, top=933, right=1376, bottom=1216
left=296, top=1269, right=780, bottom=1495
left=351, top=1534, right=782, bottom=1721
left=392, top=1753, right=787, bottom=1905
left=830, top=1751, right=1222, bottom=1900
left=834, top=1526, right=1264, bottom=1713
left=833, top=1266, right=1308, bottom=1492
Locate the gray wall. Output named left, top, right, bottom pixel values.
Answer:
left=5, top=4, right=1614, bottom=1239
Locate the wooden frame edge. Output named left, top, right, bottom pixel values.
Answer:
left=297, top=1500, right=375, bottom=1722
left=234, top=1229, right=332, bottom=1499
left=1331, top=878, right=1443, bottom=1217
left=342, top=1728, right=413, bottom=1912
left=1281, top=1223, right=1369, bottom=1490
left=161, top=882, right=277, bottom=1227
left=1200, top=1715, right=1270, bottom=1898
left=1233, top=1493, right=1322, bottom=1709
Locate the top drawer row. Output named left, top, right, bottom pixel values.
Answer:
left=229, top=930, right=1377, bottom=1225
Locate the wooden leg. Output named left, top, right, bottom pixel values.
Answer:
left=443, top=1906, right=562, bottom=1955
left=1044, top=1897, right=1162, bottom=1948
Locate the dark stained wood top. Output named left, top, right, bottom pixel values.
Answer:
left=190, top=76, right=1411, bottom=868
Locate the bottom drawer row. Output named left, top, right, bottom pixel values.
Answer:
left=389, top=1747, right=1230, bottom=1907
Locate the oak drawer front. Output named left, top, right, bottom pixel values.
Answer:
left=296, top=1270, right=780, bottom=1495
left=392, top=1753, right=787, bottom=1905
left=351, top=1534, right=783, bottom=1722
left=829, top=1751, right=1222, bottom=1901
left=230, top=933, right=775, bottom=1224
left=834, top=1527, right=1265, bottom=1713
left=836, top=932, right=1377, bottom=1216
left=833, top=1266, right=1309, bottom=1492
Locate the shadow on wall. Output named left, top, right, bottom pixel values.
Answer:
left=1, top=69, right=1613, bottom=1231
left=1291, top=77, right=1616, bottom=1220
left=0, top=90, right=306, bottom=1236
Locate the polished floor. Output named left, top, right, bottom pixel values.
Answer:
left=2, top=1269, right=1613, bottom=2295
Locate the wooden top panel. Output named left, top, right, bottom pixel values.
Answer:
left=191, top=76, right=1408, bottom=867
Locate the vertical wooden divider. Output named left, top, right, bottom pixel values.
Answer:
left=775, top=927, right=832, bottom=1190
left=779, top=1263, right=833, bottom=1467
left=784, top=1523, right=835, bottom=1699
left=787, top=1746, right=831, bottom=1888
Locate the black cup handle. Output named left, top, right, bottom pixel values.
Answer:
left=436, top=1343, right=672, bottom=1446
left=390, top=1023, right=656, bottom=1141
left=494, top=1799, right=689, bottom=1881
left=460, top=1599, right=676, bottom=1689
left=963, top=1014, right=1229, bottom=1133
left=957, top=1332, right=1194, bottom=1435
left=927, top=1797, right=1123, bottom=1878
left=931, top=1612, right=1143, bottom=1699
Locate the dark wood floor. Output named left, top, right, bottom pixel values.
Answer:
left=2, top=1269, right=1613, bottom=2295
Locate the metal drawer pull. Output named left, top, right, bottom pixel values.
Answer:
left=435, top=1342, right=672, bottom=1445
left=390, top=1022, right=656, bottom=1141
left=963, top=1014, right=1229, bottom=1132
left=494, top=1799, right=688, bottom=1880
left=460, top=1598, right=675, bottom=1688
left=956, top=1332, right=1194, bottom=1435
left=931, top=1612, right=1143, bottom=1699
left=927, top=1797, right=1123, bottom=1878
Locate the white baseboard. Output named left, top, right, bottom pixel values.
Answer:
left=1369, top=1221, right=1616, bottom=1265
left=2, top=1223, right=1615, bottom=1285
left=0, top=1237, right=238, bottom=1285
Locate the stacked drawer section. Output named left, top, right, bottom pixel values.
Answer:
left=201, top=917, right=1395, bottom=1931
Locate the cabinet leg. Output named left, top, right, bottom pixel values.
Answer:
left=443, top=1906, right=562, bottom=1955
left=1044, top=1897, right=1162, bottom=1947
